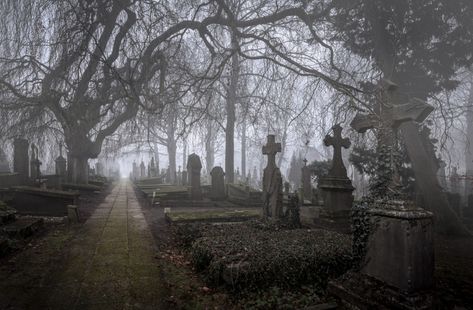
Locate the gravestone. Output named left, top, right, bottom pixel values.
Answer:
left=187, top=154, right=202, bottom=200
left=140, top=161, right=146, bottom=178
left=149, top=157, right=157, bottom=177
left=55, top=143, right=67, bottom=178
left=284, top=181, right=290, bottom=195
left=317, top=125, right=354, bottom=215
left=181, top=170, right=188, bottom=186
left=0, top=149, right=10, bottom=174
left=330, top=80, right=434, bottom=309
left=95, top=162, right=104, bottom=176
left=177, top=166, right=182, bottom=185
left=29, top=144, right=41, bottom=183
left=132, top=161, right=138, bottom=180
left=262, top=135, right=283, bottom=220
left=210, top=166, right=226, bottom=200
left=301, top=158, right=312, bottom=201
left=165, top=166, right=171, bottom=184
left=14, top=139, right=29, bottom=184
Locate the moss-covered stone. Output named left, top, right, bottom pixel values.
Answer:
left=165, top=209, right=261, bottom=223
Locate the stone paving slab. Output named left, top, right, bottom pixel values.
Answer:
left=42, top=181, right=164, bottom=309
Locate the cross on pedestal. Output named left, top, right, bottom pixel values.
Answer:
left=350, top=79, right=434, bottom=196
left=350, top=79, right=433, bottom=137
left=303, top=158, right=308, bottom=166
left=262, top=135, right=281, bottom=169
left=324, top=124, right=351, bottom=178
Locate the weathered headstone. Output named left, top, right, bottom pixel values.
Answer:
left=177, top=166, right=182, bottom=185
left=301, top=158, right=312, bottom=201
left=262, top=135, right=283, bottom=220
left=210, top=166, right=226, bottom=200
left=330, top=80, right=434, bottom=309
left=95, top=162, right=104, bottom=176
left=0, top=148, right=10, bottom=174
left=14, top=139, right=29, bottom=184
left=55, top=143, right=67, bottom=178
left=317, top=125, right=354, bottom=215
left=187, top=154, right=202, bottom=200
left=149, top=157, right=157, bottom=177
left=132, top=161, right=138, bottom=180
left=140, top=161, right=146, bottom=178
left=283, top=181, right=290, bottom=195
left=30, top=144, right=41, bottom=183
left=181, top=170, right=188, bottom=186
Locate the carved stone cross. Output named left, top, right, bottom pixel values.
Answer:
left=350, top=79, right=433, bottom=138
left=324, top=124, right=351, bottom=178
left=350, top=79, right=434, bottom=196
left=262, top=134, right=281, bottom=168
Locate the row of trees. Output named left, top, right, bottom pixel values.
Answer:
left=1, top=0, right=473, bottom=232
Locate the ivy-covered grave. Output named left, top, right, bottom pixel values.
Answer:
left=172, top=219, right=353, bottom=307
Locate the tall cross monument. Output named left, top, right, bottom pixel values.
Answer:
left=262, top=134, right=283, bottom=219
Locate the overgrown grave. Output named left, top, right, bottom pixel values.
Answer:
left=164, top=135, right=355, bottom=308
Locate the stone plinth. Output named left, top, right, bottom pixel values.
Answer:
left=362, top=203, right=434, bottom=293
left=318, top=176, right=354, bottom=215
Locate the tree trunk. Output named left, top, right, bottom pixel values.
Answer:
left=206, top=120, right=215, bottom=172
left=225, top=35, right=239, bottom=184
left=241, top=118, right=246, bottom=177
left=72, top=156, right=89, bottom=184
left=182, top=139, right=187, bottom=172
left=167, top=138, right=177, bottom=184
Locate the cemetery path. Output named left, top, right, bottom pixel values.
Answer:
left=37, top=180, right=165, bottom=309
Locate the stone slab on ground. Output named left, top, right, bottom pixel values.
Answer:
left=8, top=186, right=80, bottom=217
left=165, top=209, right=261, bottom=223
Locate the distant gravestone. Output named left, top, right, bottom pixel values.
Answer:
left=0, top=148, right=10, bottom=174
left=187, top=154, right=202, bottom=200
left=210, top=166, right=226, bottom=200
left=149, top=157, right=157, bottom=177
left=177, top=166, right=182, bottom=185
left=55, top=143, right=67, bottom=178
left=301, top=158, right=312, bottom=201
left=262, top=135, right=283, bottom=220
left=30, top=144, right=41, bottom=183
left=132, top=161, right=138, bottom=180
left=95, top=162, right=104, bottom=176
left=14, top=139, right=29, bottom=184
left=284, top=181, right=290, bottom=195
left=317, top=124, right=354, bottom=214
left=140, top=161, right=146, bottom=178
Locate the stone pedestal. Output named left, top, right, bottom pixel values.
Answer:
left=329, top=201, right=434, bottom=309
left=318, top=176, right=354, bottom=216
left=362, top=204, right=434, bottom=293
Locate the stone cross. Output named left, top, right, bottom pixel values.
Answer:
left=324, top=124, right=351, bottom=178
left=351, top=79, right=433, bottom=140
left=262, top=134, right=283, bottom=219
left=350, top=79, right=434, bottom=195
left=262, top=134, right=281, bottom=168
